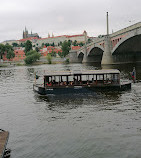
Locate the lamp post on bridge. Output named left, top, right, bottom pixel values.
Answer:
left=101, top=12, right=114, bottom=65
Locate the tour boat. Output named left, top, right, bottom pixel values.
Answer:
left=33, top=69, right=131, bottom=95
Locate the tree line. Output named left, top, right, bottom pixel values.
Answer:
left=0, top=38, right=92, bottom=64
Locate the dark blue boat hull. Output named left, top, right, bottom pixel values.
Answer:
left=33, top=83, right=131, bottom=95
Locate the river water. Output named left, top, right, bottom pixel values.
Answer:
left=0, top=63, right=141, bottom=158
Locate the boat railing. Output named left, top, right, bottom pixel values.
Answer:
left=43, top=79, right=119, bottom=88
left=35, top=79, right=121, bottom=88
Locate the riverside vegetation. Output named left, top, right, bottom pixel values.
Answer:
left=0, top=39, right=82, bottom=66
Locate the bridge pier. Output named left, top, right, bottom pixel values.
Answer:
left=101, top=36, right=114, bottom=65
left=69, top=50, right=82, bottom=63
left=82, top=52, right=88, bottom=63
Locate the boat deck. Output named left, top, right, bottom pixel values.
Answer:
left=0, top=130, right=9, bottom=158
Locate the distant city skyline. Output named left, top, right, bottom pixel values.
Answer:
left=0, top=0, right=141, bottom=42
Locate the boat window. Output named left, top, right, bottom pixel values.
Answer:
left=106, top=74, right=112, bottom=80
left=62, top=76, right=67, bottom=81
left=55, top=76, right=60, bottom=82
left=93, top=75, right=96, bottom=80
left=82, top=75, right=87, bottom=81
left=104, top=74, right=107, bottom=80
left=68, top=75, right=73, bottom=81
left=114, top=74, right=119, bottom=80
left=48, top=76, right=52, bottom=82
left=97, top=75, right=103, bottom=80
left=112, top=74, right=119, bottom=83
left=89, top=75, right=94, bottom=81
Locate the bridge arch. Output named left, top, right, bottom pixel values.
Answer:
left=112, top=28, right=141, bottom=63
left=77, top=51, right=84, bottom=63
left=112, top=28, right=141, bottom=54
left=87, top=44, right=104, bottom=56
left=86, top=45, right=104, bottom=63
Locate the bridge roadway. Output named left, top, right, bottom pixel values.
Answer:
left=69, top=22, right=141, bottom=64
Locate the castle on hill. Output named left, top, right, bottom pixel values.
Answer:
left=23, top=27, right=39, bottom=39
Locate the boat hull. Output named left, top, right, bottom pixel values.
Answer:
left=33, top=82, right=131, bottom=95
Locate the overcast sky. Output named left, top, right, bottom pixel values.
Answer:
left=0, top=0, right=140, bottom=42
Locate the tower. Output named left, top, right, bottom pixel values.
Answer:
left=23, top=27, right=28, bottom=39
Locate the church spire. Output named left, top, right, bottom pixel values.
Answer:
left=48, top=33, right=50, bottom=38
left=52, top=32, right=54, bottom=37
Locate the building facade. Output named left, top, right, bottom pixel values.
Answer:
left=3, top=48, right=25, bottom=61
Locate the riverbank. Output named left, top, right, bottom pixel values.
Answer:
left=0, top=56, right=69, bottom=67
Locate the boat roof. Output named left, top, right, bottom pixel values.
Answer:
left=44, top=69, right=120, bottom=77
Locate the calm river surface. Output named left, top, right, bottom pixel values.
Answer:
left=0, top=63, right=141, bottom=158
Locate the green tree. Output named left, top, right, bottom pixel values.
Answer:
left=58, top=51, right=63, bottom=58
left=25, top=40, right=32, bottom=54
left=6, top=50, right=15, bottom=60
left=35, top=47, right=39, bottom=52
left=98, top=35, right=104, bottom=38
left=0, top=44, right=14, bottom=60
left=78, top=42, right=84, bottom=46
left=46, top=54, right=52, bottom=64
left=88, top=38, right=92, bottom=43
left=0, top=44, right=5, bottom=59
left=73, top=40, right=78, bottom=46
left=51, top=49, right=56, bottom=57
left=42, top=43, right=45, bottom=47
left=61, top=41, right=71, bottom=57
left=68, top=40, right=71, bottom=47
left=59, top=41, right=62, bottom=46
left=12, top=42, right=19, bottom=47
left=45, top=43, right=50, bottom=47
left=20, top=43, right=25, bottom=47
left=24, top=50, right=40, bottom=64
left=68, top=40, right=72, bottom=45
left=51, top=42, right=55, bottom=47
left=5, top=43, right=13, bottom=52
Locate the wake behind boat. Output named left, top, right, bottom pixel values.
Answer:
left=33, top=69, right=131, bottom=95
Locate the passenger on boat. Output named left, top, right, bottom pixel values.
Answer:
left=47, top=82, right=52, bottom=86
left=73, top=78, right=77, bottom=84
left=70, top=81, right=73, bottom=85
left=53, top=80, right=56, bottom=85
left=79, top=80, right=82, bottom=85
left=63, top=81, right=67, bottom=85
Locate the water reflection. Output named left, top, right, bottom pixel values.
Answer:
left=34, top=90, right=122, bottom=111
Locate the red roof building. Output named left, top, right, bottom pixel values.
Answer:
left=41, top=46, right=62, bottom=56
left=71, top=46, right=81, bottom=50
left=3, top=50, right=26, bottom=61
left=19, top=37, right=39, bottom=42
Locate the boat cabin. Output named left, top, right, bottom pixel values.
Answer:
left=43, top=69, right=120, bottom=87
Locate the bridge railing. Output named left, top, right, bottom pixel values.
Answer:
left=110, top=22, right=141, bottom=38
left=77, top=37, right=105, bottom=52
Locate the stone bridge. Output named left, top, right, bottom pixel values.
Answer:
left=69, top=22, right=141, bottom=64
